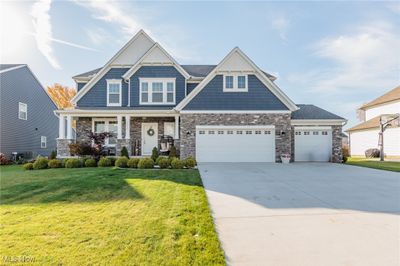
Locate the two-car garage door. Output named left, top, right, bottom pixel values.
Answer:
left=196, top=126, right=275, bottom=162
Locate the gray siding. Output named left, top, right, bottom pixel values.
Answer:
left=183, top=75, right=289, bottom=110
left=77, top=82, right=86, bottom=91
left=0, top=66, right=58, bottom=158
left=129, top=66, right=186, bottom=107
left=77, top=68, right=129, bottom=107
left=187, top=83, right=199, bottom=94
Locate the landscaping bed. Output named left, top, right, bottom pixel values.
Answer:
left=346, top=157, right=400, bottom=172
left=0, top=165, right=225, bottom=265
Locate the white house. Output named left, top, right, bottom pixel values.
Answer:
left=347, top=86, right=400, bottom=157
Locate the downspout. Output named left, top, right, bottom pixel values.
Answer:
left=124, top=78, right=130, bottom=107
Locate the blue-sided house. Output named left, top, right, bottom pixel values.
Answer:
left=57, top=30, right=346, bottom=162
left=0, top=64, right=58, bottom=159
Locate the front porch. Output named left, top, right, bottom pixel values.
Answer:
left=56, top=110, right=180, bottom=157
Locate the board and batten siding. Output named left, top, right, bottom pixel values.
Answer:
left=350, top=128, right=400, bottom=156
left=183, top=75, right=289, bottom=110
left=129, top=66, right=186, bottom=107
left=0, top=66, right=58, bottom=158
left=77, top=68, right=130, bottom=107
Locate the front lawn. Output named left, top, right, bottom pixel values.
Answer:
left=346, top=157, right=400, bottom=172
left=0, top=166, right=225, bottom=265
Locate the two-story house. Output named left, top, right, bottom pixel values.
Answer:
left=56, top=30, right=346, bottom=162
left=347, top=86, right=400, bottom=157
left=0, top=64, right=58, bottom=159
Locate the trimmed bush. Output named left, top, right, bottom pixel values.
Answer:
left=106, top=157, right=117, bottom=166
left=138, top=158, right=154, bottom=169
left=158, top=157, right=170, bottom=169
left=156, top=156, right=168, bottom=165
left=169, top=146, right=177, bottom=158
left=0, top=153, right=12, bottom=165
left=151, top=147, right=159, bottom=162
left=121, top=147, right=129, bottom=158
left=85, top=158, right=97, bottom=167
left=115, top=157, right=129, bottom=168
left=49, top=150, right=57, bottom=160
left=23, top=162, right=34, bottom=170
left=171, top=158, right=184, bottom=169
left=65, top=158, right=82, bottom=168
left=33, top=157, right=48, bottom=170
left=127, top=158, right=140, bottom=168
left=184, top=157, right=197, bottom=169
left=48, top=159, right=62, bottom=168
left=98, top=157, right=112, bottom=167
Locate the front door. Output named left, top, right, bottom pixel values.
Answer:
left=142, top=123, right=158, bottom=155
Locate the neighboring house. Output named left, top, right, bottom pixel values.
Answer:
left=56, top=30, right=346, bottom=162
left=347, top=86, right=400, bottom=157
left=0, top=64, right=58, bottom=159
left=341, top=133, right=349, bottom=149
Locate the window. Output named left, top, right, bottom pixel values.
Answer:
left=255, top=130, right=261, bottom=134
left=164, top=122, right=175, bottom=137
left=246, top=130, right=252, bottom=134
left=304, top=131, right=310, bottom=135
left=208, top=130, right=215, bottom=134
left=199, top=130, right=205, bottom=135
left=41, top=136, right=46, bottom=148
left=223, top=74, right=248, bottom=91
left=295, top=131, right=301, bottom=135
left=265, top=131, right=271, bottom=135
left=93, top=119, right=117, bottom=146
left=322, top=131, right=328, bottom=135
left=218, top=130, right=224, bottom=134
left=18, top=102, right=27, bottom=120
left=313, top=131, right=319, bottom=135
left=107, top=80, right=122, bottom=106
left=227, top=130, right=233, bottom=134
left=140, top=78, right=176, bottom=104
left=236, top=130, right=243, bottom=134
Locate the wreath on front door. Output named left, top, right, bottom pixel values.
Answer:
left=147, top=128, right=155, bottom=136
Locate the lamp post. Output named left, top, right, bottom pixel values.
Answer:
left=378, top=114, right=400, bottom=161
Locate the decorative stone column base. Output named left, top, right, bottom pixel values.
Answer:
left=57, top=139, right=73, bottom=157
left=116, top=139, right=132, bottom=156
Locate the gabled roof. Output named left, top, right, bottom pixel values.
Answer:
left=359, top=85, right=400, bottom=110
left=72, top=67, right=102, bottom=80
left=347, top=116, right=381, bottom=132
left=0, top=64, right=26, bottom=73
left=175, top=47, right=298, bottom=111
left=292, top=104, right=345, bottom=120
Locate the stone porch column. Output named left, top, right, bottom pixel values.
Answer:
left=56, top=114, right=72, bottom=157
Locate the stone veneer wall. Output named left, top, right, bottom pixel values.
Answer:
left=180, top=113, right=292, bottom=162
left=57, top=139, right=72, bottom=157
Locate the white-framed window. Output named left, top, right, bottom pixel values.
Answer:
left=92, top=119, right=118, bottom=146
left=199, top=130, right=205, bottom=135
left=41, top=136, right=47, bottom=148
left=107, top=79, right=122, bottom=106
left=18, top=102, right=27, bottom=120
left=223, top=74, right=248, bottom=92
left=139, top=78, right=176, bottom=105
left=164, top=122, right=175, bottom=137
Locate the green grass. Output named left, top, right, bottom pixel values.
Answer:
left=346, top=157, right=400, bottom=172
left=0, top=165, right=225, bottom=265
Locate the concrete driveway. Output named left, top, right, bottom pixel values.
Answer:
left=199, top=163, right=400, bottom=266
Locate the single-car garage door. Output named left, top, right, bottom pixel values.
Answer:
left=196, top=126, right=275, bottom=162
left=294, top=127, right=332, bottom=162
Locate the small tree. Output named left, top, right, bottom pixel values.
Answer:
left=151, top=147, right=159, bottom=161
left=121, top=146, right=129, bottom=158
left=169, top=146, right=177, bottom=158
left=87, top=132, right=113, bottom=159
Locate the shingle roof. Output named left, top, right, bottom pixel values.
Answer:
left=292, top=104, right=345, bottom=120
left=72, top=65, right=277, bottom=80
left=359, top=85, right=400, bottom=109
left=346, top=116, right=381, bottom=132
left=0, top=64, right=25, bottom=72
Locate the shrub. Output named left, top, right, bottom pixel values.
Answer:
left=33, top=157, right=48, bottom=170
left=138, top=158, right=154, bottom=169
left=184, top=157, right=197, bottom=168
left=49, top=150, right=57, bottom=160
left=169, top=146, right=177, bottom=158
left=23, top=162, right=34, bottom=170
left=156, top=156, right=167, bottom=165
left=342, top=156, right=348, bottom=163
left=106, top=157, right=117, bottom=166
left=69, top=143, right=93, bottom=156
left=158, top=157, right=170, bottom=169
left=48, top=159, right=62, bottom=168
left=127, top=158, right=140, bottom=168
left=365, top=148, right=380, bottom=158
left=342, top=147, right=349, bottom=163
left=115, top=157, right=129, bottom=168
left=151, top=147, right=159, bottom=162
left=0, top=153, right=12, bottom=165
left=121, top=147, right=129, bottom=158
left=85, top=158, right=97, bottom=167
left=65, top=158, right=82, bottom=168
left=171, top=158, right=184, bottom=169
left=98, top=157, right=112, bottom=167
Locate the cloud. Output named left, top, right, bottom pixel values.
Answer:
left=86, top=27, right=110, bottom=46
left=30, top=0, right=61, bottom=69
left=271, top=16, right=290, bottom=41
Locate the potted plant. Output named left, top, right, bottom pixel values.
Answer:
left=281, top=154, right=290, bottom=164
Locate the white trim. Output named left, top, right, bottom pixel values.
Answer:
left=139, top=77, right=176, bottom=105
left=294, top=126, right=332, bottom=130
left=55, top=109, right=178, bottom=117
left=175, top=47, right=299, bottom=111
left=196, top=125, right=275, bottom=130
left=0, top=64, right=26, bottom=74
left=18, top=102, right=27, bottom=120
left=180, top=110, right=291, bottom=114
left=122, top=43, right=190, bottom=80
left=223, top=74, right=248, bottom=92
left=71, top=30, right=155, bottom=105
left=291, top=119, right=346, bottom=126
left=40, top=136, right=47, bottom=148
left=106, top=79, right=122, bottom=107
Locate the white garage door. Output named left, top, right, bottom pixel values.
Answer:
left=294, top=127, right=332, bottom=162
left=196, top=126, right=275, bottom=162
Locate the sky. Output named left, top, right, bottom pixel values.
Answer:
left=1, top=0, right=399, bottom=129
